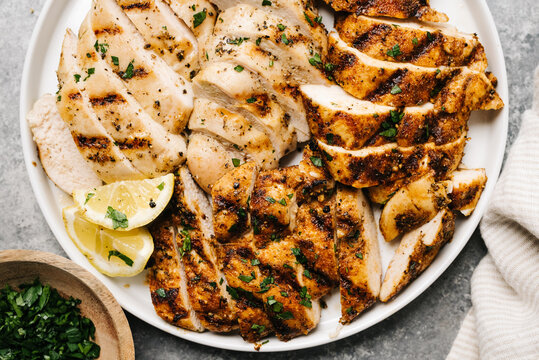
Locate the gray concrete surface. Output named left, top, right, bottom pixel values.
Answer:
left=1, top=0, right=538, bottom=358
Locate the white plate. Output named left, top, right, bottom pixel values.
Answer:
left=19, top=0, right=508, bottom=352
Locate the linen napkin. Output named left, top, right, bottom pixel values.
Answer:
left=446, top=66, right=539, bottom=360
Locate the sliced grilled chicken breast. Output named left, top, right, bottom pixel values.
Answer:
left=327, top=32, right=503, bottom=112
left=57, top=30, right=143, bottom=182
left=335, top=186, right=381, bottom=324
left=117, top=0, right=199, bottom=79
left=148, top=220, right=204, bottom=331
left=27, top=94, right=103, bottom=194
left=301, top=84, right=468, bottom=150
left=193, top=62, right=297, bottom=154
left=214, top=5, right=329, bottom=85
left=189, top=98, right=278, bottom=169
left=317, top=132, right=466, bottom=188
left=379, top=209, right=455, bottom=302
left=211, top=0, right=327, bottom=53
left=448, top=168, right=487, bottom=216
left=90, top=0, right=193, bottom=133
left=336, top=14, right=487, bottom=72
left=324, top=0, right=448, bottom=23
left=379, top=173, right=449, bottom=242
left=367, top=177, right=412, bottom=205
left=164, top=0, right=217, bottom=55
left=171, top=168, right=238, bottom=332
left=212, top=162, right=258, bottom=243
left=78, top=19, right=186, bottom=177
left=186, top=132, right=244, bottom=192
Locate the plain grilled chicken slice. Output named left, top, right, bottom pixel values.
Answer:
left=327, top=32, right=503, bottom=113
left=189, top=98, right=278, bottom=170
left=164, top=0, right=217, bottom=56
left=212, top=162, right=258, bottom=243
left=148, top=219, right=204, bottom=331
left=170, top=167, right=238, bottom=332
left=57, top=30, right=144, bottom=183
left=379, top=173, right=449, bottom=242
left=301, top=84, right=468, bottom=150
left=90, top=0, right=193, bottom=133
left=211, top=0, right=327, bottom=54
left=27, top=94, right=103, bottom=194
left=214, top=5, right=329, bottom=85
left=324, top=0, right=448, bottom=23
left=78, top=19, right=187, bottom=177
left=335, top=186, right=381, bottom=324
left=448, top=168, right=487, bottom=216
left=186, top=132, right=244, bottom=192
left=317, top=132, right=466, bottom=188
left=379, top=208, right=455, bottom=302
left=116, top=0, right=199, bottom=80
left=193, top=62, right=297, bottom=154
left=336, top=14, right=488, bottom=72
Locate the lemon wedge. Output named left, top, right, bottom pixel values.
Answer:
left=63, top=206, right=154, bottom=277
left=73, top=173, right=174, bottom=231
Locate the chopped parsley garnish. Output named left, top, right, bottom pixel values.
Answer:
left=179, top=229, right=192, bottom=256
left=314, top=16, right=323, bottom=24
left=379, top=127, right=397, bottom=138
left=238, top=274, right=255, bottom=283
left=266, top=296, right=283, bottom=312
left=246, top=97, right=257, bottom=103
left=281, top=33, right=290, bottom=45
left=310, top=156, right=323, bottom=167
left=157, top=182, right=165, bottom=190
left=105, top=206, right=128, bottom=229
left=251, top=259, right=261, bottom=266
left=83, top=68, right=95, bottom=81
left=386, top=44, right=402, bottom=58
left=262, top=0, right=272, bottom=6
left=232, top=158, right=241, bottom=167
left=193, top=10, right=207, bottom=28
left=299, top=286, right=312, bottom=308
left=326, top=133, right=334, bottom=145
left=308, top=53, right=322, bottom=67
left=287, top=193, right=294, bottom=199
left=219, top=278, right=224, bottom=285
left=303, top=269, right=312, bottom=279
left=93, top=40, right=109, bottom=56
left=324, top=63, right=334, bottom=72
left=281, top=291, right=289, bottom=297
left=277, top=24, right=286, bottom=31
left=84, top=192, right=95, bottom=204
left=108, top=250, right=134, bottom=266
left=427, top=31, right=434, bottom=41
left=226, top=286, right=239, bottom=300
left=122, top=60, right=135, bottom=79
left=251, top=324, right=266, bottom=334
left=266, top=196, right=276, bottom=204
left=291, top=248, right=308, bottom=265
left=111, top=56, right=119, bottom=66
left=304, top=12, right=314, bottom=26
left=258, top=276, right=274, bottom=293
left=234, top=65, right=244, bottom=72
left=412, top=37, right=418, bottom=45
left=283, top=264, right=293, bottom=270
left=227, top=37, right=249, bottom=46
left=269, top=59, right=274, bottom=67
left=355, top=252, right=363, bottom=259
left=390, top=84, right=402, bottom=95
left=155, top=288, right=166, bottom=297
left=346, top=306, right=353, bottom=314
left=256, top=37, right=262, bottom=46
left=74, top=74, right=81, bottom=83
left=278, top=198, right=287, bottom=206
left=276, top=311, right=294, bottom=320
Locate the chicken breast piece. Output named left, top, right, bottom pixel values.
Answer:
left=193, top=62, right=297, bottom=154
left=211, top=0, right=327, bottom=54
left=335, top=186, right=381, bottom=324
left=324, top=0, right=448, bottom=23
left=449, top=168, right=487, bottom=216
left=170, top=168, right=238, bottom=332
left=148, top=220, right=204, bottom=331
left=117, top=0, right=199, bottom=79
left=327, top=32, right=503, bottom=112
left=336, top=14, right=487, bottom=72
left=90, top=0, right=193, bottom=133
left=189, top=98, right=278, bottom=170
left=186, top=132, right=244, bottom=192
left=379, top=173, right=449, bottom=242
left=212, top=162, right=258, bottom=243
left=27, top=94, right=102, bottom=194
left=379, top=209, right=455, bottom=302
left=301, top=84, right=468, bottom=150
left=317, top=132, right=466, bottom=188
left=57, top=30, right=143, bottom=183
left=78, top=17, right=187, bottom=177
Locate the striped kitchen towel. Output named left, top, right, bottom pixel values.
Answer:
left=446, top=66, right=539, bottom=359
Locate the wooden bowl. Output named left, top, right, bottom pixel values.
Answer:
left=0, top=249, right=135, bottom=360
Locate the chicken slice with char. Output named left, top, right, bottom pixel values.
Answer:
left=212, top=162, right=258, bottom=243
left=90, top=0, right=193, bottom=133
left=448, top=168, right=487, bottom=216
left=336, top=14, right=487, bottom=72
left=148, top=219, right=204, bottom=331
left=116, top=0, right=199, bottom=79
left=335, top=186, right=381, bottom=324
left=189, top=98, right=278, bottom=170
left=301, top=84, right=468, bottom=150
left=327, top=32, right=503, bottom=112
left=193, top=62, right=297, bottom=155
left=57, top=30, right=143, bottom=183
left=211, top=0, right=327, bottom=54
left=379, top=173, right=449, bottom=242
left=317, top=132, right=466, bottom=188
left=324, top=0, right=448, bottom=23
left=170, top=167, right=238, bottom=332
left=380, top=209, right=455, bottom=302
left=78, top=18, right=187, bottom=177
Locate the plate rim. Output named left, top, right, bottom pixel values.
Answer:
left=19, top=0, right=509, bottom=352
